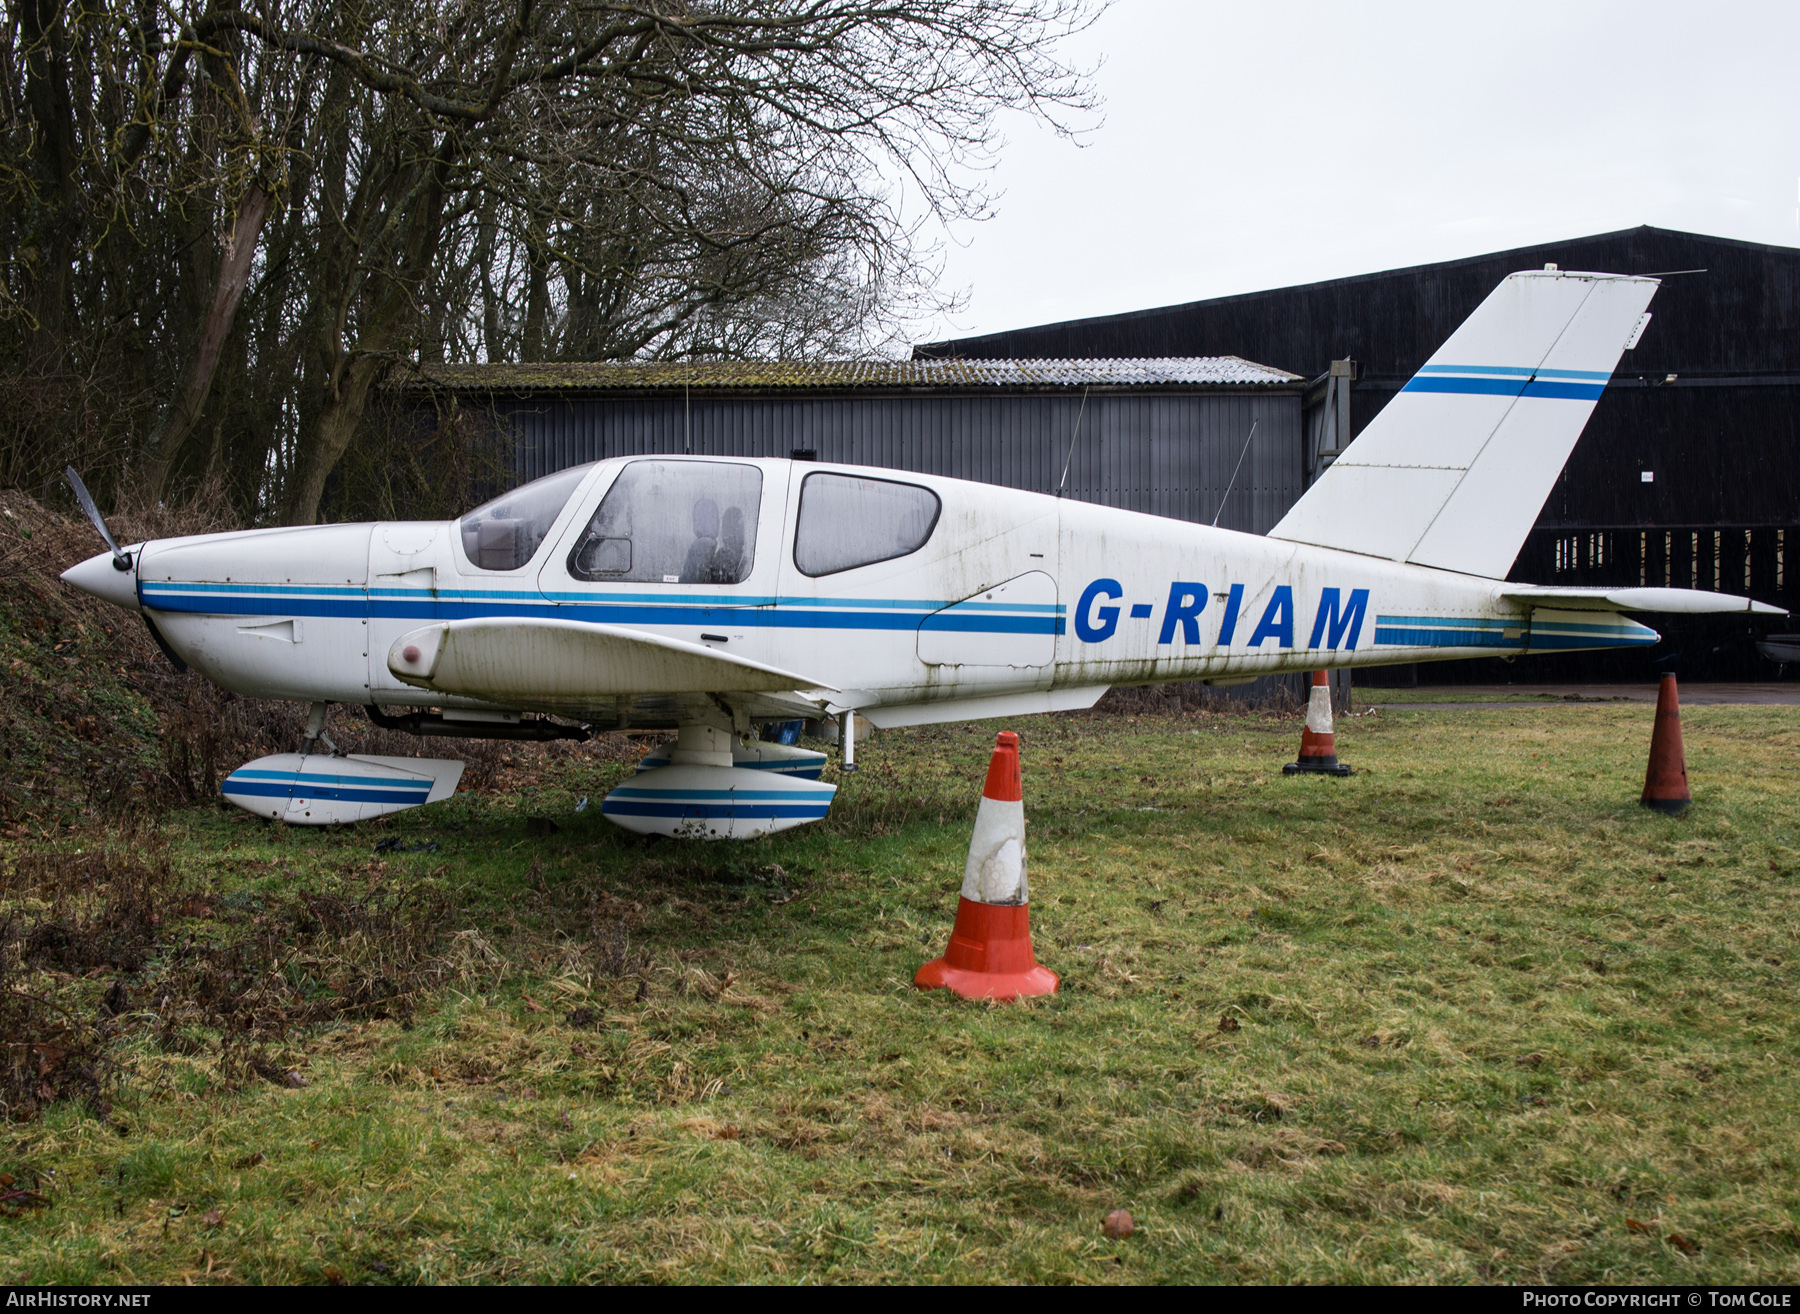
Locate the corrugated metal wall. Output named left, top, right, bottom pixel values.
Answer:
left=496, top=390, right=1302, bottom=533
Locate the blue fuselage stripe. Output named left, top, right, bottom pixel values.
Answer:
left=1529, top=633, right=1658, bottom=650
left=141, top=588, right=1066, bottom=635
left=1374, top=626, right=1520, bottom=649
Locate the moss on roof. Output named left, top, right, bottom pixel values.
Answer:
left=403, top=356, right=1303, bottom=394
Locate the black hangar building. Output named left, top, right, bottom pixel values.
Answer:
left=919, top=226, right=1800, bottom=682
left=409, top=226, right=1795, bottom=685
left=413, top=356, right=1308, bottom=536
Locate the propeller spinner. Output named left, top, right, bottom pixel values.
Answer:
left=59, top=468, right=187, bottom=672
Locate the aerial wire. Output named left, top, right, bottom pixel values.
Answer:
left=1211, top=420, right=1259, bottom=527
left=1056, top=386, right=1090, bottom=498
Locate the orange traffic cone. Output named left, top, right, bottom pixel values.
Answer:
left=1641, top=673, right=1691, bottom=815
left=1283, top=670, right=1352, bottom=776
left=915, top=731, right=1059, bottom=1001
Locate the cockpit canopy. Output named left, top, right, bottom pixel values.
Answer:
left=456, top=458, right=942, bottom=579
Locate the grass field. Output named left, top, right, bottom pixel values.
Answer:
left=3, top=701, right=1799, bottom=1285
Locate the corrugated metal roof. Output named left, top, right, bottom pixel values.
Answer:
left=409, top=356, right=1302, bottom=393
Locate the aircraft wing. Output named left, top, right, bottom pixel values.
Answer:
left=1499, top=586, right=1787, bottom=615
left=387, top=618, right=835, bottom=711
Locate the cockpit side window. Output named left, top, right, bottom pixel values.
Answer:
left=457, top=463, right=593, bottom=572
left=793, top=472, right=940, bottom=577
left=568, top=460, right=763, bottom=584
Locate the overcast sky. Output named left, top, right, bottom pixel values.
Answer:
left=914, top=0, right=1800, bottom=346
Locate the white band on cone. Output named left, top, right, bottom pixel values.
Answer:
left=961, top=797, right=1028, bottom=905
left=1305, top=683, right=1333, bottom=735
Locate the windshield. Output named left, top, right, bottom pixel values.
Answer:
left=457, top=464, right=594, bottom=572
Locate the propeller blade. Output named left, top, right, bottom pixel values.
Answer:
left=63, top=466, right=130, bottom=570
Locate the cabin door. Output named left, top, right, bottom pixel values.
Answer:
left=537, top=458, right=790, bottom=667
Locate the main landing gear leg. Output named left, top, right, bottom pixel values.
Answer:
left=301, top=701, right=338, bottom=757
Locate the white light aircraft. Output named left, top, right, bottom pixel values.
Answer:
left=63, top=269, right=1784, bottom=837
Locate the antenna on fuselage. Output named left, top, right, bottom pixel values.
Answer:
left=1211, top=419, right=1259, bottom=527
left=1056, top=387, right=1090, bottom=498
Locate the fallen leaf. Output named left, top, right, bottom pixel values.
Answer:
left=1217, top=1015, right=1241, bottom=1033
left=232, top=1152, right=264, bottom=1169
left=522, top=995, right=546, bottom=1014
left=324, top=1267, right=346, bottom=1285
left=1102, top=1208, right=1135, bottom=1240
left=1667, top=1233, right=1702, bottom=1255
left=202, top=1208, right=224, bottom=1226
left=1626, top=1218, right=1654, bottom=1234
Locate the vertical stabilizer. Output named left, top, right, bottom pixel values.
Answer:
left=1268, top=270, right=1658, bottom=579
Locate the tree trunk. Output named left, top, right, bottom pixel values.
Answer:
left=279, top=349, right=388, bottom=525
left=140, top=182, right=275, bottom=501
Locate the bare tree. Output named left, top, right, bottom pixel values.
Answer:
left=0, top=0, right=1103, bottom=524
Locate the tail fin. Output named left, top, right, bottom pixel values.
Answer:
left=1268, top=269, right=1658, bottom=578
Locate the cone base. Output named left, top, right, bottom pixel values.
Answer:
left=913, top=957, right=1060, bottom=1001
left=914, top=897, right=1058, bottom=1001
left=1641, top=795, right=1691, bottom=816
left=1284, top=757, right=1352, bottom=776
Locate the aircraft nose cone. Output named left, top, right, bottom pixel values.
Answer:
left=61, top=548, right=141, bottom=612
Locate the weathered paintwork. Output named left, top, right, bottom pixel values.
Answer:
left=78, top=455, right=1737, bottom=725
left=60, top=268, right=1785, bottom=835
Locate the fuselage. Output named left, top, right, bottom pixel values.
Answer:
left=79, top=456, right=1656, bottom=727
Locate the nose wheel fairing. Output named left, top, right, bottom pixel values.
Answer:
left=221, top=753, right=464, bottom=824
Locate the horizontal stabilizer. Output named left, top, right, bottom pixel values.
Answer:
left=1270, top=270, right=1660, bottom=579
left=388, top=618, right=833, bottom=712
left=1501, top=585, right=1787, bottom=615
